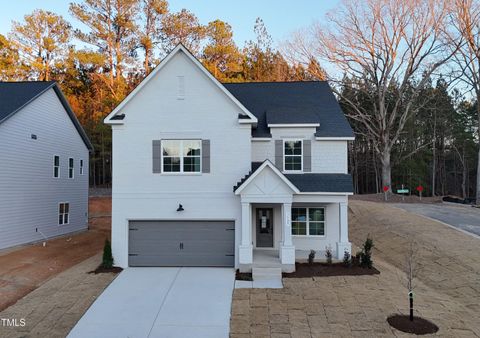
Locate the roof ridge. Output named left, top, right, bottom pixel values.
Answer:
left=222, top=80, right=327, bottom=85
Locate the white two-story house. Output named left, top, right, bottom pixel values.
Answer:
left=105, top=45, right=354, bottom=272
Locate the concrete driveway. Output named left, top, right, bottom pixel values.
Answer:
left=68, top=267, right=235, bottom=338
left=393, top=202, right=480, bottom=237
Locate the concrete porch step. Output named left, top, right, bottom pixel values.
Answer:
left=252, top=267, right=282, bottom=280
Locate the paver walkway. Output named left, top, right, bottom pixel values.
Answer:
left=230, top=200, right=480, bottom=337
left=0, top=254, right=117, bottom=338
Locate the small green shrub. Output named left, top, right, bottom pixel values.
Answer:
left=360, top=236, right=374, bottom=269
left=343, top=250, right=351, bottom=267
left=308, top=249, right=316, bottom=264
left=102, top=239, right=114, bottom=269
left=325, top=246, right=333, bottom=265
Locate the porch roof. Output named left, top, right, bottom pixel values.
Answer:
left=234, top=161, right=353, bottom=194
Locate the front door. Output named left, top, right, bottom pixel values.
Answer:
left=256, top=208, right=274, bottom=247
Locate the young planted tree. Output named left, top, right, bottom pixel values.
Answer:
left=285, top=0, right=457, bottom=192
left=448, top=0, right=480, bottom=203
left=405, top=240, right=419, bottom=321
left=10, top=10, right=71, bottom=81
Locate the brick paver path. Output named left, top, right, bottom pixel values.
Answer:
left=230, top=201, right=480, bottom=337
left=0, top=254, right=117, bottom=338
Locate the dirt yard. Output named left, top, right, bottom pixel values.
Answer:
left=0, top=197, right=111, bottom=312
left=231, top=200, right=480, bottom=337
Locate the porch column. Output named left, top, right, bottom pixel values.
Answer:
left=336, top=202, right=351, bottom=259
left=280, top=202, right=295, bottom=265
left=239, top=202, right=253, bottom=265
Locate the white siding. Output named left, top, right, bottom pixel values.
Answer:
left=252, top=127, right=348, bottom=173
left=0, top=89, right=90, bottom=249
left=111, top=50, right=251, bottom=268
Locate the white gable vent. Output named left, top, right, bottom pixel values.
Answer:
left=177, top=75, right=185, bottom=100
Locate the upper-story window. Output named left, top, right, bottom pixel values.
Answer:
left=68, top=158, right=74, bottom=179
left=53, top=155, right=60, bottom=178
left=162, top=140, right=201, bottom=173
left=80, top=160, right=84, bottom=175
left=284, top=140, right=302, bottom=171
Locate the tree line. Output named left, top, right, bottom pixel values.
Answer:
left=0, top=0, right=319, bottom=186
left=0, top=0, right=479, bottom=201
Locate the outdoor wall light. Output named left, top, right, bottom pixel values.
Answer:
left=177, top=204, right=184, bottom=212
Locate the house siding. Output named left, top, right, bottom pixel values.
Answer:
left=0, top=88, right=89, bottom=249
left=111, top=50, right=251, bottom=268
left=252, top=130, right=348, bottom=173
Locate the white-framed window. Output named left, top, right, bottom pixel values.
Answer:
left=68, top=158, right=74, bottom=179
left=58, top=202, right=70, bottom=225
left=53, top=155, right=60, bottom=178
left=79, top=159, right=84, bottom=175
left=291, top=207, right=325, bottom=236
left=284, top=139, right=302, bottom=171
left=161, top=140, right=201, bottom=173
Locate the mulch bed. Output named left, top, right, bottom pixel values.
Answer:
left=283, top=262, right=380, bottom=278
left=89, top=265, right=123, bottom=274
left=236, top=270, right=253, bottom=281
left=387, top=315, right=439, bottom=335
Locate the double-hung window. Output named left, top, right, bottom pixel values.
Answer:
left=162, top=140, right=201, bottom=173
left=291, top=207, right=325, bottom=236
left=284, top=140, right=302, bottom=171
left=58, top=202, right=69, bottom=225
left=79, top=160, right=84, bottom=175
left=68, top=158, right=74, bottom=179
left=53, top=155, right=60, bottom=178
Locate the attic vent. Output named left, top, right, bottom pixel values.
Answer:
left=31, top=134, right=37, bottom=140
left=177, top=76, right=185, bottom=100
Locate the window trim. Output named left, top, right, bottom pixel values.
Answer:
left=58, top=202, right=70, bottom=225
left=79, top=159, right=84, bottom=175
left=53, top=155, right=60, bottom=178
left=283, top=139, right=303, bottom=172
left=68, top=157, right=74, bottom=179
left=160, top=139, right=202, bottom=174
left=291, top=206, right=326, bottom=237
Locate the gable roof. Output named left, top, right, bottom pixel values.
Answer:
left=104, top=44, right=257, bottom=124
left=234, top=160, right=353, bottom=194
left=0, top=81, right=93, bottom=151
left=223, top=81, right=355, bottom=139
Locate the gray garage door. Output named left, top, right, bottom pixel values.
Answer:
left=128, top=220, right=235, bottom=267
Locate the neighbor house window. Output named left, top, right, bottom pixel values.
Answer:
left=80, top=160, right=84, bottom=175
left=292, top=207, right=325, bottom=236
left=53, top=155, right=60, bottom=178
left=68, top=158, right=74, bottom=178
left=284, top=140, right=302, bottom=171
left=58, top=202, right=69, bottom=225
left=162, top=140, right=201, bottom=173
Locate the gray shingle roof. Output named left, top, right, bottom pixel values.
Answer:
left=234, top=160, right=353, bottom=193
left=284, top=173, right=353, bottom=193
left=0, top=81, right=93, bottom=151
left=223, top=81, right=354, bottom=138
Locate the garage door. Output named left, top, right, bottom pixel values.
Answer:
left=128, top=221, right=235, bottom=267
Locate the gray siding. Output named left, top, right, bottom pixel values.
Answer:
left=0, top=88, right=89, bottom=249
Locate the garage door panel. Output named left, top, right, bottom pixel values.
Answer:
left=128, top=221, right=235, bottom=267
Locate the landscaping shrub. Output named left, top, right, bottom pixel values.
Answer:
left=343, top=250, right=351, bottom=267
left=352, top=251, right=362, bottom=266
left=102, top=239, right=114, bottom=269
left=325, top=246, right=333, bottom=265
left=360, top=236, right=374, bottom=268
left=308, top=249, right=316, bottom=264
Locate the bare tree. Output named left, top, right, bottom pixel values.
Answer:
left=284, top=0, right=456, bottom=191
left=405, top=240, right=419, bottom=321
left=448, top=0, right=480, bottom=204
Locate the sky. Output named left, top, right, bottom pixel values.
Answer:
left=0, top=0, right=339, bottom=48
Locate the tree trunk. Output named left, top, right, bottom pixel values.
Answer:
left=380, top=149, right=392, bottom=191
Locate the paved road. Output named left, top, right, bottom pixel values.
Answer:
left=394, top=202, right=480, bottom=237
